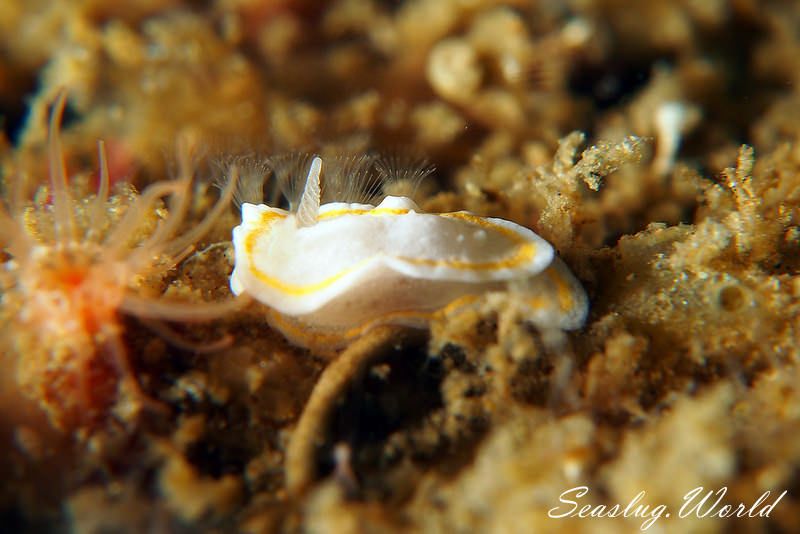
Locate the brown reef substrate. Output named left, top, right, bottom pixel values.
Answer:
left=2, top=1, right=800, bottom=532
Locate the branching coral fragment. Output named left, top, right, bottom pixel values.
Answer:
left=719, top=145, right=785, bottom=262
left=528, top=133, right=645, bottom=250
left=568, top=134, right=646, bottom=192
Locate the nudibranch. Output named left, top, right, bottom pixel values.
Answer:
left=230, top=157, right=588, bottom=350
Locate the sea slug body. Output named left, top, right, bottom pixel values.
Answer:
left=230, top=157, right=588, bottom=349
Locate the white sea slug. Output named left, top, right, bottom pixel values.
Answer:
left=230, top=157, right=588, bottom=349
